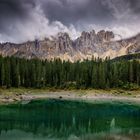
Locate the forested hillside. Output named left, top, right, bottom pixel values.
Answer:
left=0, top=56, right=140, bottom=89
left=112, top=53, right=140, bottom=62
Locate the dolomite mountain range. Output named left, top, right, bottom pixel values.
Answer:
left=0, top=30, right=140, bottom=62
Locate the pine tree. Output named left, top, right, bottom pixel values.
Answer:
left=1, top=63, right=5, bottom=86
left=0, top=55, right=139, bottom=89
left=5, top=59, right=11, bottom=88
left=92, top=63, right=98, bottom=88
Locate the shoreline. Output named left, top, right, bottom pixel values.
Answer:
left=0, top=88, right=140, bottom=105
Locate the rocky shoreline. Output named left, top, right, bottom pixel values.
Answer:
left=0, top=89, right=140, bottom=105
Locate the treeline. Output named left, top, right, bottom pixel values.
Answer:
left=112, top=53, right=140, bottom=62
left=0, top=56, right=140, bottom=89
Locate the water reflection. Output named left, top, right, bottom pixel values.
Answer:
left=0, top=99, right=140, bottom=140
left=110, top=118, right=115, bottom=129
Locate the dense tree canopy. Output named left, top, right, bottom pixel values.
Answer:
left=0, top=56, right=140, bottom=89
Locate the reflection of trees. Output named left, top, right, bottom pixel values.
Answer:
left=0, top=99, right=140, bottom=138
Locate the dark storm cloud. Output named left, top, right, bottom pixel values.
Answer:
left=0, top=0, right=37, bottom=38
left=0, top=0, right=29, bottom=17
left=39, top=0, right=140, bottom=26
left=0, top=0, right=140, bottom=43
left=40, top=0, right=114, bottom=26
left=0, top=0, right=37, bottom=21
left=129, top=0, right=140, bottom=13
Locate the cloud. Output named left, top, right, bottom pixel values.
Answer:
left=0, top=0, right=140, bottom=43
left=0, top=2, right=80, bottom=43
left=102, top=0, right=140, bottom=38
left=40, top=0, right=113, bottom=26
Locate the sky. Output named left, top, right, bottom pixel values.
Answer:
left=0, top=0, right=140, bottom=43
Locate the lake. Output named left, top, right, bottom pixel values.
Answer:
left=0, top=99, right=140, bottom=140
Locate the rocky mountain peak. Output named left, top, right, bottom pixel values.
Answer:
left=97, top=30, right=114, bottom=42
left=0, top=29, right=139, bottom=61
left=57, top=32, right=71, bottom=40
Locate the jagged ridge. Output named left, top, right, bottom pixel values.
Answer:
left=0, top=30, right=140, bottom=62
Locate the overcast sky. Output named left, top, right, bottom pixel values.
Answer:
left=0, top=0, right=140, bottom=43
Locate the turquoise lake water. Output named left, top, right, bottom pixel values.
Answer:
left=0, top=99, right=140, bottom=140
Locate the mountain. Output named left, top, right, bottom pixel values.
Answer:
left=0, top=30, right=140, bottom=62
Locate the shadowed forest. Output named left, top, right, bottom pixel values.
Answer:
left=0, top=56, right=140, bottom=89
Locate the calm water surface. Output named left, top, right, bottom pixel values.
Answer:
left=0, top=99, right=140, bottom=140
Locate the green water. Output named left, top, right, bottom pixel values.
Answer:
left=0, top=99, right=140, bottom=140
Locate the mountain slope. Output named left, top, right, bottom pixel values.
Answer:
left=0, top=30, right=140, bottom=62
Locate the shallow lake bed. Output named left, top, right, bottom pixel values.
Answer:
left=0, top=99, right=140, bottom=140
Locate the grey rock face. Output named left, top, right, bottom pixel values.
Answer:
left=0, top=30, right=140, bottom=62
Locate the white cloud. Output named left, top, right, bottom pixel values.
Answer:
left=0, top=5, right=80, bottom=43
left=0, top=0, right=140, bottom=43
left=87, top=22, right=140, bottom=40
left=110, top=25, right=140, bottom=40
